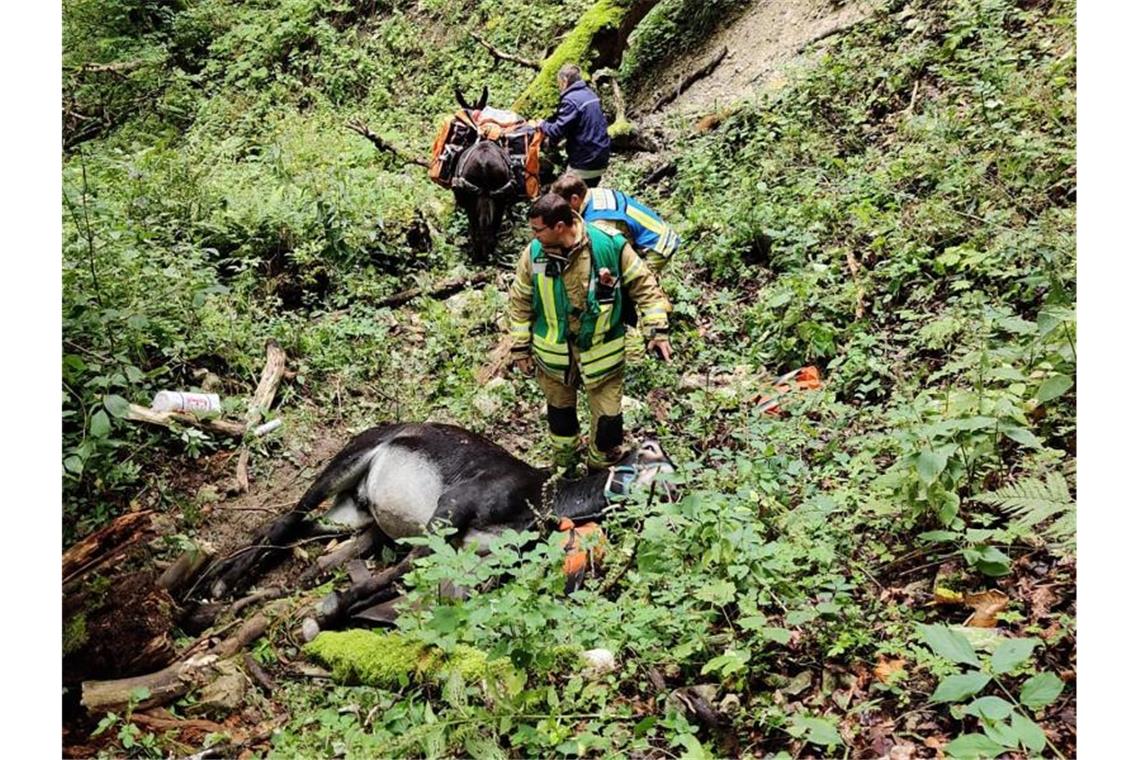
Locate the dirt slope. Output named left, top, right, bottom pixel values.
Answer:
left=636, top=0, right=876, bottom=125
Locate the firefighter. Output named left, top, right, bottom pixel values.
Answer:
left=507, top=193, right=672, bottom=472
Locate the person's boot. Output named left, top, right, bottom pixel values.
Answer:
left=586, top=442, right=623, bottom=472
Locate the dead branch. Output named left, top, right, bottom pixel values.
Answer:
left=245, top=341, right=287, bottom=428
left=243, top=652, right=278, bottom=693
left=796, top=17, right=867, bottom=56
left=470, top=31, right=540, bottom=70
left=309, top=551, right=420, bottom=632
left=233, top=340, right=287, bottom=494
left=346, top=119, right=429, bottom=167
left=643, top=162, right=677, bottom=186
left=845, top=250, right=865, bottom=320
left=130, top=711, right=226, bottom=735
left=374, top=270, right=494, bottom=309
left=652, top=46, right=728, bottom=112
left=126, top=403, right=248, bottom=438
left=73, top=60, right=148, bottom=75
left=475, top=335, right=515, bottom=385
left=297, top=529, right=381, bottom=587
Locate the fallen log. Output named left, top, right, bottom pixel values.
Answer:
left=373, top=271, right=494, bottom=310
left=652, top=45, right=728, bottom=112
left=63, top=510, right=156, bottom=582
left=512, top=0, right=664, bottom=115
left=81, top=612, right=272, bottom=713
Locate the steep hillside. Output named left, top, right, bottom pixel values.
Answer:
left=62, top=0, right=1075, bottom=756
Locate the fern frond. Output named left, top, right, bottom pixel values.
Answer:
left=975, top=471, right=1074, bottom=551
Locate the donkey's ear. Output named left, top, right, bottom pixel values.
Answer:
left=455, top=86, right=471, bottom=111
left=475, top=85, right=489, bottom=111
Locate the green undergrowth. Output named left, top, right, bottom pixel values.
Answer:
left=65, top=0, right=1075, bottom=757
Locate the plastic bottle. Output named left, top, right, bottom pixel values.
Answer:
left=151, top=391, right=222, bottom=415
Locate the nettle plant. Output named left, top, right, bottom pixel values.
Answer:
left=875, top=300, right=1074, bottom=533
left=915, top=623, right=1065, bottom=759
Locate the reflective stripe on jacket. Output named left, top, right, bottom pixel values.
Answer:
left=583, top=188, right=681, bottom=263
left=507, top=219, right=670, bottom=387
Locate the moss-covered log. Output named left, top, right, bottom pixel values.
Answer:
left=512, top=0, right=662, bottom=116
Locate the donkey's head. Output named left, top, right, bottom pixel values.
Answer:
left=613, top=439, right=679, bottom=502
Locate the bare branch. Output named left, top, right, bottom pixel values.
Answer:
left=469, top=31, right=540, bottom=70
left=345, top=119, right=429, bottom=167
left=652, top=46, right=728, bottom=112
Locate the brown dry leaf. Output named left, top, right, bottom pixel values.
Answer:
left=923, top=734, right=948, bottom=759
left=964, top=589, right=1008, bottom=628
left=889, top=742, right=919, bottom=760
left=874, top=657, right=907, bottom=683
left=1031, top=585, right=1060, bottom=619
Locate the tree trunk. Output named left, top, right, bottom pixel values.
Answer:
left=513, top=0, right=663, bottom=116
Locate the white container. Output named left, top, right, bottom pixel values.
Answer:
left=253, top=418, right=283, bottom=437
left=151, top=390, right=221, bottom=415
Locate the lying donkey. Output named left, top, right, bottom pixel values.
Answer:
left=196, top=423, right=675, bottom=625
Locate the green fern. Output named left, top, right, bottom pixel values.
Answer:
left=975, top=472, right=1074, bottom=552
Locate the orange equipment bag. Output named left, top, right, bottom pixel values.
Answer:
left=558, top=518, right=606, bottom=592
left=753, top=366, right=823, bottom=416
left=427, top=108, right=543, bottom=199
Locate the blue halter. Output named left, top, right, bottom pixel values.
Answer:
left=603, top=464, right=639, bottom=504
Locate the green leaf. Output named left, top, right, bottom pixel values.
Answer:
left=1010, top=712, right=1047, bottom=753
left=916, top=448, right=948, bottom=485
left=63, top=455, right=85, bottom=475
left=675, top=733, right=714, bottom=760
left=917, top=623, right=981, bottom=666
left=1036, top=374, right=1074, bottom=403
left=944, top=733, right=1006, bottom=758
left=990, top=638, right=1039, bottom=674
left=90, top=409, right=111, bottom=438
left=786, top=609, right=818, bottom=626
left=964, top=696, right=1014, bottom=720
left=1019, top=671, right=1064, bottom=709
left=791, top=716, right=843, bottom=748
left=695, top=580, right=736, bottom=605
left=964, top=545, right=1012, bottom=577
left=103, top=393, right=131, bottom=419
left=917, top=530, right=958, bottom=544
left=761, top=627, right=792, bottom=645
left=998, top=423, right=1042, bottom=449
left=930, top=672, right=991, bottom=703
left=980, top=717, right=1021, bottom=748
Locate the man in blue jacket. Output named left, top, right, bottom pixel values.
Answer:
left=551, top=173, right=681, bottom=274
left=538, top=64, right=612, bottom=188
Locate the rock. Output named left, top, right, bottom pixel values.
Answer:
left=580, top=648, right=618, bottom=678
left=189, top=659, right=246, bottom=715
left=718, top=693, right=742, bottom=716
left=301, top=617, right=321, bottom=643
